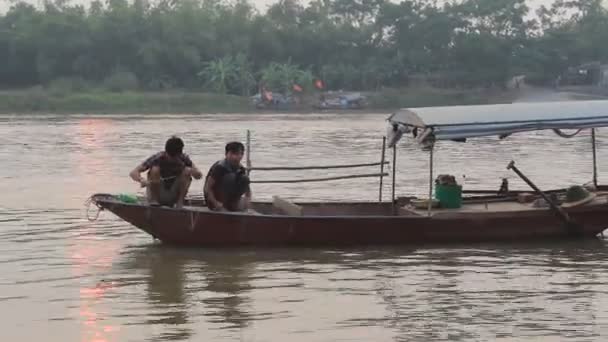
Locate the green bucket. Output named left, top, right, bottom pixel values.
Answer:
left=435, top=184, right=462, bottom=208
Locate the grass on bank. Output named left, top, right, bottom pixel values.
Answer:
left=367, top=86, right=515, bottom=109
left=0, top=88, right=251, bottom=114
left=0, top=83, right=516, bottom=114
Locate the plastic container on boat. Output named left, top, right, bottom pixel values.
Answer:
left=435, top=184, right=462, bottom=208
left=118, top=194, right=138, bottom=203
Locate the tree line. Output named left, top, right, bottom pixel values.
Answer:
left=1, top=0, right=607, bottom=95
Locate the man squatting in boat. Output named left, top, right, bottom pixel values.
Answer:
left=129, top=136, right=203, bottom=208
left=129, top=137, right=251, bottom=212
left=203, top=141, right=252, bottom=212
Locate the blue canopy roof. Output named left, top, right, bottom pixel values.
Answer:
left=387, top=100, right=608, bottom=145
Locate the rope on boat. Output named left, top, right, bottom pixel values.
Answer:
left=84, top=195, right=104, bottom=222
left=553, top=128, right=583, bottom=138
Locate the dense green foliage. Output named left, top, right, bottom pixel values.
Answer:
left=1, top=0, right=607, bottom=94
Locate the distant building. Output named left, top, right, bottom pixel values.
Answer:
left=600, top=65, right=608, bottom=87
left=563, top=62, right=608, bottom=87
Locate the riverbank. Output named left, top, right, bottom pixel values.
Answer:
left=0, top=86, right=518, bottom=114
left=0, top=89, right=251, bottom=114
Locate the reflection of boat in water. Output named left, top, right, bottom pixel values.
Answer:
left=91, top=100, right=608, bottom=247
left=122, top=245, right=258, bottom=334
left=126, top=246, right=192, bottom=341
left=121, top=246, right=372, bottom=332
left=112, top=241, right=608, bottom=339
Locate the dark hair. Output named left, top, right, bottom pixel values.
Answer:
left=225, top=141, right=245, bottom=154
left=165, top=136, right=184, bottom=157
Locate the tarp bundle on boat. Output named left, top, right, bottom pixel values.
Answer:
left=387, top=100, right=608, bottom=145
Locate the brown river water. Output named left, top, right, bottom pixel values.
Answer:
left=3, top=112, right=608, bottom=341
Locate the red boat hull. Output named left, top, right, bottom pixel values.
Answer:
left=91, top=194, right=608, bottom=246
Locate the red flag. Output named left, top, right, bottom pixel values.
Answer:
left=263, top=91, right=272, bottom=101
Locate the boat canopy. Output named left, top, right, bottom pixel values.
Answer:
left=387, top=100, right=608, bottom=146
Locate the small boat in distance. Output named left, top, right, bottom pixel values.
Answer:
left=89, top=100, right=608, bottom=247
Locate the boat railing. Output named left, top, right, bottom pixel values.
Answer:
left=244, top=130, right=391, bottom=202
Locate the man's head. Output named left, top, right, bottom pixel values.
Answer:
left=165, top=136, right=184, bottom=157
left=225, top=141, right=245, bottom=166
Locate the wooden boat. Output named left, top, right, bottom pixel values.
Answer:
left=90, top=100, right=608, bottom=247
left=312, top=92, right=367, bottom=110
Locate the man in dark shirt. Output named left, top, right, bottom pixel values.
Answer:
left=204, top=141, right=252, bottom=212
left=130, top=136, right=202, bottom=208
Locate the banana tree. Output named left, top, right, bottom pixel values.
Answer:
left=260, top=60, right=313, bottom=94
left=233, top=53, right=256, bottom=96
left=198, top=54, right=255, bottom=95
left=198, top=56, right=237, bottom=94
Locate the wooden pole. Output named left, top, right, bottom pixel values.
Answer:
left=507, top=160, right=581, bottom=235
left=427, top=143, right=434, bottom=216
left=379, top=136, right=386, bottom=202
left=246, top=130, right=251, bottom=176
left=592, top=128, right=598, bottom=187
left=391, top=146, right=397, bottom=206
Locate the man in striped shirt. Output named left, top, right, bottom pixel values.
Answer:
left=130, top=136, right=202, bottom=208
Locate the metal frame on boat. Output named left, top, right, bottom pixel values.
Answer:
left=89, top=100, right=608, bottom=246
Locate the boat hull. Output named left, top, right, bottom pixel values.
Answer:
left=90, top=194, right=608, bottom=247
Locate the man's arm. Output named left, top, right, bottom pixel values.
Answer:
left=130, top=153, right=158, bottom=186
left=129, top=164, right=148, bottom=187
left=183, top=154, right=202, bottom=180
left=190, top=164, right=203, bottom=180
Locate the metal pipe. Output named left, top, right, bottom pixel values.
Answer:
left=251, top=172, right=389, bottom=184
left=391, top=146, right=397, bottom=207
left=427, top=143, right=434, bottom=216
left=592, top=128, right=598, bottom=187
left=251, top=161, right=388, bottom=171
left=379, top=136, right=386, bottom=202
left=246, top=130, right=251, bottom=176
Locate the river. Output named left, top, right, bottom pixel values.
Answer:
left=2, top=112, right=608, bottom=341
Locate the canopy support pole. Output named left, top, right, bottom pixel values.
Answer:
left=379, top=136, right=386, bottom=202
left=427, top=143, right=434, bottom=216
left=592, top=128, right=598, bottom=188
left=246, top=130, right=251, bottom=176
left=391, top=146, right=397, bottom=209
